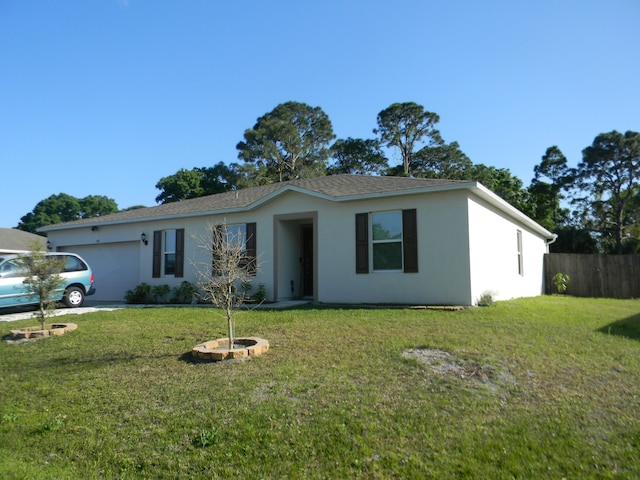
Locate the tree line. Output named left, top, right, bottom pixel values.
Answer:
left=16, top=101, right=640, bottom=255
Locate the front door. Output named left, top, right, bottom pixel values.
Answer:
left=301, top=226, right=313, bottom=297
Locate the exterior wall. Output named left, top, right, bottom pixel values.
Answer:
left=312, top=190, right=473, bottom=305
left=467, top=193, right=548, bottom=303
left=45, top=186, right=549, bottom=306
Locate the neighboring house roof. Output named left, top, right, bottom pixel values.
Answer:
left=0, top=228, right=47, bottom=253
left=39, top=174, right=555, bottom=239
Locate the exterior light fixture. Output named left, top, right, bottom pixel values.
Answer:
left=46, top=240, right=52, bottom=250
left=141, top=233, right=148, bottom=245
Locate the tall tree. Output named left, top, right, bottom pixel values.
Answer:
left=470, top=164, right=529, bottom=213
left=528, top=146, right=571, bottom=230
left=408, top=141, right=473, bottom=180
left=236, top=101, right=335, bottom=183
left=572, top=130, right=640, bottom=254
left=327, top=138, right=388, bottom=175
left=374, top=102, right=442, bottom=176
left=155, top=163, right=237, bottom=204
left=17, top=194, right=118, bottom=233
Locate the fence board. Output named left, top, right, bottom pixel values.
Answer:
left=544, top=254, right=640, bottom=298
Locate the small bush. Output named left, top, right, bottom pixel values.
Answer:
left=170, top=281, right=198, bottom=304
left=477, top=291, right=495, bottom=306
left=151, top=284, right=171, bottom=303
left=251, top=283, right=267, bottom=303
left=124, top=283, right=152, bottom=304
left=552, top=272, right=570, bottom=294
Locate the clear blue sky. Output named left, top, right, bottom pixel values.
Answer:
left=1, top=0, right=638, bottom=228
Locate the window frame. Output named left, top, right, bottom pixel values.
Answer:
left=371, top=211, right=404, bottom=272
left=152, top=228, right=184, bottom=278
left=355, top=209, right=418, bottom=274
left=517, top=229, right=524, bottom=276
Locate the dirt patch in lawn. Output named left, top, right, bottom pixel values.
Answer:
left=403, top=348, right=517, bottom=391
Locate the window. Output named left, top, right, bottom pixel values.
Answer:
left=517, top=230, right=523, bottom=276
left=225, top=224, right=247, bottom=249
left=60, top=255, right=87, bottom=272
left=212, top=223, right=257, bottom=276
left=164, top=230, right=176, bottom=275
left=152, top=229, right=184, bottom=278
left=372, top=212, right=403, bottom=270
left=355, top=209, right=418, bottom=274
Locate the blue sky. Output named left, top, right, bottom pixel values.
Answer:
left=1, top=0, right=638, bottom=228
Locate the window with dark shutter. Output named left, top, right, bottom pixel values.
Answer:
left=152, top=231, right=162, bottom=278
left=355, top=213, right=369, bottom=274
left=175, top=228, right=185, bottom=278
left=402, top=209, right=418, bottom=273
left=246, top=222, right=257, bottom=276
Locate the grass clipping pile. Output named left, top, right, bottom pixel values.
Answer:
left=403, top=348, right=516, bottom=391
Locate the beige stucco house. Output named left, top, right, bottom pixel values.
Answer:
left=40, top=175, right=556, bottom=305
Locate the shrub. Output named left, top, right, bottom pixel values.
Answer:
left=170, top=281, right=198, bottom=304
left=552, top=272, right=570, bottom=294
left=151, top=284, right=171, bottom=303
left=477, top=291, right=495, bottom=307
left=124, top=283, right=152, bottom=304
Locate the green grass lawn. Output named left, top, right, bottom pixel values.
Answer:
left=1, top=296, right=639, bottom=478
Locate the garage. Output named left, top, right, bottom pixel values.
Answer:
left=61, top=242, right=140, bottom=302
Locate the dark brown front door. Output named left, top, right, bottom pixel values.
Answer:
left=302, top=226, right=313, bottom=297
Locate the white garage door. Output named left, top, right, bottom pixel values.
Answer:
left=61, top=242, right=140, bottom=302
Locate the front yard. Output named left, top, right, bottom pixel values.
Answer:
left=1, top=296, right=639, bottom=478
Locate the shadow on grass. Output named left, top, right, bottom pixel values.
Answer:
left=598, top=312, right=640, bottom=340
left=178, top=351, right=252, bottom=365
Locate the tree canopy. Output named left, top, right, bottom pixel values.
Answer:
left=155, top=163, right=238, bottom=204
left=236, top=101, right=335, bottom=183
left=374, top=102, right=442, bottom=177
left=571, top=130, right=640, bottom=254
left=327, top=138, right=388, bottom=175
left=17, top=194, right=118, bottom=233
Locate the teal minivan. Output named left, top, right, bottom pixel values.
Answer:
left=0, top=253, right=95, bottom=308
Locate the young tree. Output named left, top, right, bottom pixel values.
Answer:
left=572, top=130, right=640, bottom=254
left=374, top=102, right=442, bottom=176
left=192, top=222, right=260, bottom=350
left=20, top=242, right=66, bottom=328
left=236, top=101, right=335, bottom=183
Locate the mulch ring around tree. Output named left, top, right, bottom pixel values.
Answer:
left=5, top=322, right=78, bottom=343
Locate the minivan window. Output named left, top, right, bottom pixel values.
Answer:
left=59, top=255, right=87, bottom=272
left=0, top=259, right=27, bottom=278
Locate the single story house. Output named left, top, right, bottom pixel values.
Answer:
left=0, top=228, right=47, bottom=255
left=39, top=175, right=556, bottom=306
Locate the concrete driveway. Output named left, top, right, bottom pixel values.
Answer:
left=0, top=305, right=123, bottom=322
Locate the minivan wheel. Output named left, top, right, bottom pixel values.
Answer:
left=63, top=286, right=85, bottom=308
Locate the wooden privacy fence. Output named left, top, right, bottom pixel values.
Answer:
left=544, top=253, right=640, bottom=299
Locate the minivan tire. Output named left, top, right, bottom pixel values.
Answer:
left=63, top=286, right=85, bottom=308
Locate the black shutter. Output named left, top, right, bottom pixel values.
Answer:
left=402, top=209, right=418, bottom=273
left=175, top=228, right=184, bottom=278
left=355, top=213, right=369, bottom=274
left=212, top=225, right=223, bottom=276
left=245, top=222, right=257, bottom=276
left=152, top=231, right=162, bottom=278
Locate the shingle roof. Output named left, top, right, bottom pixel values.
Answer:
left=40, top=175, right=471, bottom=231
left=0, top=228, right=47, bottom=252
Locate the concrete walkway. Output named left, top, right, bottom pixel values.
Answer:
left=0, top=300, right=311, bottom=323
